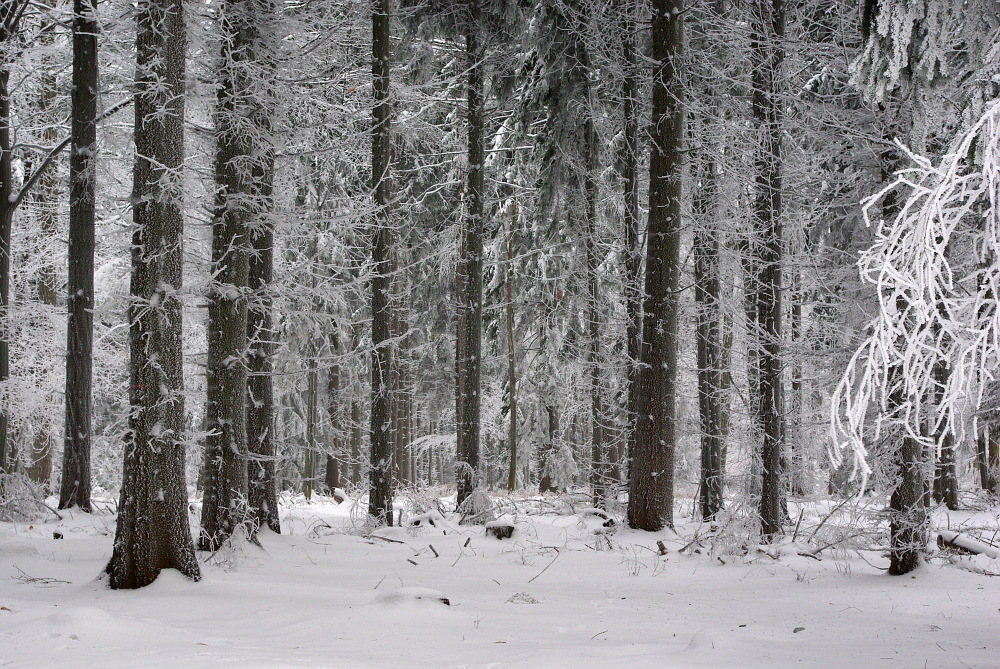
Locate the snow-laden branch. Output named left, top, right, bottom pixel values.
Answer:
left=832, top=100, right=1000, bottom=490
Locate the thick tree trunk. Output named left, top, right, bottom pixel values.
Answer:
left=889, top=419, right=927, bottom=574
left=59, top=0, right=100, bottom=511
left=455, top=0, right=484, bottom=511
left=369, top=0, right=395, bottom=524
left=106, top=0, right=200, bottom=588
left=627, top=0, right=683, bottom=532
left=750, top=0, right=786, bottom=542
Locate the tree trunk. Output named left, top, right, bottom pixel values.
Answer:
left=26, top=1, right=59, bottom=492
left=977, top=425, right=998, bottom=494
left=694, top=152, right=726, bottom=522
left=106, top=0, right=200, bottom=588
left=619, top=0, right=640, bottom=490
left=539, top=404, right=559, bottom=493
left=369, top=0, right=395, bottom=525
left=505, top=203, right=517, bottom=492
left=932, top=360, right=959, bottom=510
left=889, top=415, right=927, bottom=574
left=627, top=0, right=683, bottom=532
left=750, top=0, right=786, bottom=542
left=455, top=0, right=484, bottom=511
left=0, top=4, right=18, bottom=473
left=60, top=0, right=99, bottom=511
left=199, top=0, right=277, bottom=548
left=244, top=0, right=279, bottom=536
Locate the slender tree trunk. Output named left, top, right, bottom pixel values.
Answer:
left=976, top=425, right=998, bottom=494
left=26, top=1, right=59, bottom=491
left=326, top=332, right=341, bottom=491
left=505, top=203, right=517, bottom=492
left=350, top=398, right=362, bottom=485
left=303, top=354, right=318, bottom=499
left=694, top=151, right=726, bottom=521
left=106, top=0, right=199, bottom=589
left=932, top=360, right=959, bottom=510
left=369, top=0, right=394, bottom=524
left=0, top=3, right=18, bottom=473
left=244, top=0, right=279, bottom=536
left=619, top=0, right=640, bottom=490
left=539, top=404, right=559, bottom=493
left=627, top=0, right=683, bottom=532
left=584, top=121, right=609, bottom=509
left=455, top=0, right=484, bottom=511
left=788, top=264, right=805, bottom=496
left=59, top=0, right=100, bottom=511
left=750, top=0, right=786, bottom=541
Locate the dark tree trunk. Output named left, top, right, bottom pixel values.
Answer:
left=369, top=0, right=395, bottom=525
left=976, top=425, right=998, bottom=494
left=247, top=216, right=279, bottom=533
left=0, top=3, right=17, bottom=473
left=585, top=121, right=608, bottom=509
left=106, top=0, right=200, bottom=589
left=627, top=0, right=683, bottom=532
left=505, top=203, right=517, bottom=492
left=455, top=0, right=484, bottom=511
left=888, top=415, right=927, bottom=575
left=539, top=404, right=559, bottom=493
left=932, top=360, right=959, bottom=510
left=620, top=1, right=640, bottom=485
left=60, top=0, right=99, bottom=511
left=244, top=0, right=279, bottom=536
left=199, top=0, right=277, bottom=548
left=350, top=398, right=363, bottom=485
left=693, top=152, right=726, bottom=522
left=325, top=454, right=340, bottom=491
left=750, top=0, right=786, bottom=542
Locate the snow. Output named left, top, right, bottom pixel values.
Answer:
left=0, top=496, right=997, bottom=668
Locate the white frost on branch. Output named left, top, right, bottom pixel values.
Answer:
left=833, top=100, right=1000, bottom=491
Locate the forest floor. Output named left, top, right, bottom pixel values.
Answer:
left=0, top=490, right=997, bottom=668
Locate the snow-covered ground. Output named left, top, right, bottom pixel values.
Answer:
left=0, top=493, right=997, bottom=668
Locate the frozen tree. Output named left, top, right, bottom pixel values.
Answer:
left=835, top=101, right=1000, bottom=574
left=628, top=0, right=683, bottom=532
left=105, top=0, right=200, bottom=589
left=199, top=0, right=279, bottom=549
left=59, top=0, right=99, bottom=512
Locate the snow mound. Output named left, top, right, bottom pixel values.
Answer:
left=372, top=587, right=450, bottom=606
left=686, top=628, right=735, bottom=651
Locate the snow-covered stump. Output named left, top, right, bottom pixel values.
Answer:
left=485, top=521, right=515, bottom=540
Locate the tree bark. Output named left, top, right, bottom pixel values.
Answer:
left=0, top=2, right=18, bottom=473
left=694, top=152, right=726, bottom=521
left=627, top=0, right=683, bottom=532
left=620, top=1, right=640, bottom=486
left=505, top=203, right=517, bottom=492
left=106, top=0, right=200, bottom=588
left=59, top=0, right=100, bottom=511
left=455, top=0, right=484, bottom=511
left=200, top=0, right=277, bottom=548
left=369, top=0, right=395, bottom=525
left=750, top=0, right=786, bottom=542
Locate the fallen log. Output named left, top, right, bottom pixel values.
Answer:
left=936, top=530, right=999, bottom=559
